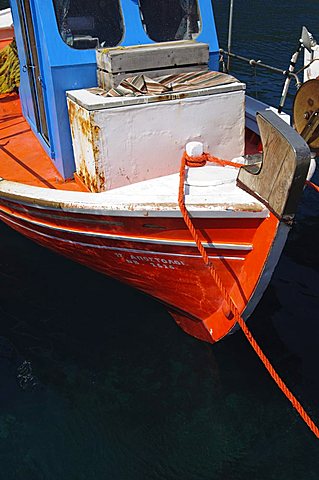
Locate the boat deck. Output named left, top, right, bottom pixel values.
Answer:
left=0, top=94, right=84, bottom=191
left=0, top=94, right=263, bottom=214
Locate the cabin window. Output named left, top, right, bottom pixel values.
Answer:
left=53, top=0, right=124, bottom=49
left=138, top=0, right=200, bottom=42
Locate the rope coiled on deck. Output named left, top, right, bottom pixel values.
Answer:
left=0, top=39, right=20, bottom=94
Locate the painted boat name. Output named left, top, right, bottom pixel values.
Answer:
left=114, top=253, right=185, bottom=269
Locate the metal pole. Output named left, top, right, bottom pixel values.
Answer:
left=219, top=49, right=287, bottom=74
left=278, top=43, right=302, bottom=113
left=227, top=0, right=234, bottom=72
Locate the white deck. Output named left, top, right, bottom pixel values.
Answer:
left=109, top=162, right=264, bottom=208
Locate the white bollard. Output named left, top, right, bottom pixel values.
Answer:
left=185, top=141, right=204, bottom=158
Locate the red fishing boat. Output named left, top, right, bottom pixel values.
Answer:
left=0, top=0, right=312, bottom=345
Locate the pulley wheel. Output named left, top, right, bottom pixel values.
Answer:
left=293, top=78, right=319, bottom=149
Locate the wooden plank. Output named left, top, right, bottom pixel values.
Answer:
left=96, top=41, right=209, bottom=74
left=97, top=64, right=208, bottom=90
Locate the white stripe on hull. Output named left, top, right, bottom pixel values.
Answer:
left=0, top=213, right=246, bottom=261
left=0, top=207, right=253, bottom=251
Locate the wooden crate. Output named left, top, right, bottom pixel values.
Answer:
left=96, top=41, right=209, bottom=90
left=97, top=64, right=208, bottom=90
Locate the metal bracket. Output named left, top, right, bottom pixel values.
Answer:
left=300, top=109, right=319, bottom=143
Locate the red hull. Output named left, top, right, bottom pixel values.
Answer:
left=0, top=196, right=280, bottom=343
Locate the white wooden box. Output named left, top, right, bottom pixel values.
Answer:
left=67, top=80, right=246, bottom=192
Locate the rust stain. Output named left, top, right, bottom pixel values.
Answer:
left=79, top=115, right=91, bottom=139
left=77, top=160, right=106, bottom=193
left=230, top=203, right=264, bottom=212
left=92, top=138, right=100, bottom=157
left=91, top=124, right=100, bottom=153
left=135, top=202, right=264, bottom=213
left=70, top=100, right=94, bottom=143
left=185, top=202, right=263, bottom=212
left=150, top=92, right=189, bottom=103
left=92, top=124, right=100, bottom=139
left=67, top=100, right=76, bottom=137
left=91, top=120, right=101, bottom=154
left=91, top=123, right=104, bottom=190
left=98, top=171, right=106, bottom=191
left=68, top=99, right=76, bottom=125
left=72, top=108, right=105, bottom=192
left=78, top=160, right=100, bottom=193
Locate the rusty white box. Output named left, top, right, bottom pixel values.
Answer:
left=66, top=81, right=246, bottom=192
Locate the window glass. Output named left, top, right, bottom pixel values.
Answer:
left=138, top=0, right=200, bottom=42
left=53, top=0, right=124, bottom=49
left=0, top=0, right=10, bottom=8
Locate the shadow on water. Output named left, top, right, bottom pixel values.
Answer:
left=0, top=172, right=319, bottom=479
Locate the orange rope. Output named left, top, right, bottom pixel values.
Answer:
left=179, top=151, right=319, bottom=439
left=185, top=152, right=245, bottom=169
left=306, top=180, right=319, bottom=193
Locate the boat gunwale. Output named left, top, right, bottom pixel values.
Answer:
left=0, top=178, right=269, bottom=218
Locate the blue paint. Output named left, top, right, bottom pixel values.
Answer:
left=120, top=0, right=151, bottom=46
left=10, top=0, right=220, bottom=179
left=197, top=0, right=220, bottom=70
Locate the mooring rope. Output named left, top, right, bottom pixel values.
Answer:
left=306, top=179, right=319, bottom=193
left=178, top=150, right=319, bottom=439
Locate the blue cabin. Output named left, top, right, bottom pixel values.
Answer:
left=10, top=0, right=219, bottom=179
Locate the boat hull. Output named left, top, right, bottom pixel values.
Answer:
left=0, top=194, right=282, bottom=343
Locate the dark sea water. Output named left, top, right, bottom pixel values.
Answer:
left=1, top=1, right=319, bottom=479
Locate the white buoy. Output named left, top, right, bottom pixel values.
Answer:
left=185, top=141, right=204, bottom=158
